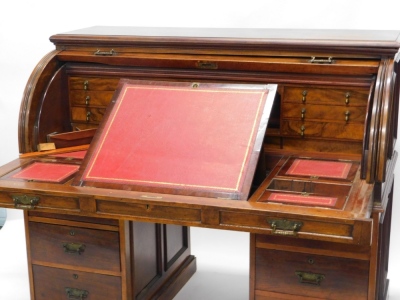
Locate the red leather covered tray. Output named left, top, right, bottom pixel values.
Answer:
left=73, top=80, right=277, bottom=199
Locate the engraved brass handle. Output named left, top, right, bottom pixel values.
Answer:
left=63, top=243, right=86, bottom=255
left=309, top=56, right=334, bottom=64
left=83, top=81, right=89, bottom=90
left=93, top=49, right=116, bottom=56
left=196, top=61, right=218, bottom=69
left=300, top=125, right=305, bottom=137
left=12, top=195, right=39, bottom=210
left=268, top=219, right=303, bottom=236
left=85, top=96, right=90, bottom=106
left=345, top=110, right=350, bottom=122
left=345, top=92, right=351, bottom=104
left=302, top=90, right=307, bottom=103
left=301, top=108, right=306, bottom=120
left=86, top=111, right=91, bottom=122
left=65, top=287, right=89, bottom=299
left=295, top=271, right=325, bottom=285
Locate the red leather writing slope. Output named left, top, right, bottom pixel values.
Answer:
left=76, top=80, right=276, bottom=199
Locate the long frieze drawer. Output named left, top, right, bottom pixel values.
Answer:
left=29, top=221, right=121, bottom=272
left=70, top=90, right=115, bottom=107
left=282, top=103, right=367, bottom=123
left=69, top=77, right=120, bottom=91
left=219, top=211, right=371, bottom=244
left=32, top=265, right=122, bottom=300
left=254, top=248, right=368, bottom=299
left=281, top=120, right=364, bottom=140
left=71, top=107, right=106, bottom=124
left=6, top=193, right=79, bottom=210
left=283, top=87, right=369, bottom=105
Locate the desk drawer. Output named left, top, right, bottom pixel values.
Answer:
left=71, top=106, right=106, bottom=124
left=282, top=103, right=366, bottom=123
left=32, top=265, right=121, bottom=300
left=254, top=247, right=369, bottom=299
left=283, top=86, right=369, bottom=106
left=29, top=221, right=121, bottom=272
left=69, top=76, right=119, bottom=91
left=281, top=120, right=364, bottom=140
left=70, top=90, right=115, bottom=107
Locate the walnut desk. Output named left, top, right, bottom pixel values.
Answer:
left=0, top=27, right=399, bottom=300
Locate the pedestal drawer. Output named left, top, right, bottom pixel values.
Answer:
left=254, top=247, right=369, bottom=299
left=29, top=221, right=121, bottom=272
left=32, top=265, right=121, bottom=300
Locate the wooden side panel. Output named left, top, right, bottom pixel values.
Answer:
left=132, top=222, right=161, bottom=298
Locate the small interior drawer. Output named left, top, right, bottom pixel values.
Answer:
left=69, top=77, right=119, bottom=91
left=29, top=221, right=121, bottom=272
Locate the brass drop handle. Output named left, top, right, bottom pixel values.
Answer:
left=345, top=92, right=351, bottom=104
left=345, top=110, right=350, bottom=122
left=302, top=90, right=307, bottom=103
left=63, top=242, right=86, bottom=255
left=267, top=219, right=303, bottom=236
left=94, top=49, right=116, bottom=56
left=85, top=96, right=90, bottom=106
left=86, top=111, right=91, bottom=122
left=12, top=195, right=39, bottom=210
left=300, top=125, right=305, bottom=137
left=295, top=271, right=325, bottom=285
left=301, top=108, right=306, bottom=120
left=65, top=287, right=89, bottom=299
left=83, top=81, right=89, bottom=91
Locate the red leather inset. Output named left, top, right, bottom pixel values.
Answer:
left=12, top=162, right=79, bottom=182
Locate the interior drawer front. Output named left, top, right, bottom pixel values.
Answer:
left=281, top=120, right=364, bottom=140
left=70, top=90, right=115, bottom=107
left=32, top=265, right=121, bottom=300
left=255, top=248, right=368, bottom=299
left=69, top=77, right=119, bottom=91
left=29, top=222, right=121, bottom=272
left=283, top=87, right=369, bottom=105
left=71, top=107, right=106, bottom=124
left=282, top=103, right=366, bottom=123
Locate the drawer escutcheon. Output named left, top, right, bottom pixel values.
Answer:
left=267, top=219, right=303, bottom=236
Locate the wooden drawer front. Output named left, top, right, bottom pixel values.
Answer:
left=70, top=90, right=115, bottom=107
left=281, top=120, right=364, bottom=140
left=282, top=103, right=366, bottom=123
left=255, top=248, right=368, bottom=299
left=33, top=265, right=121, bottom=300
left=69, top=77, right=119, bottom=91
left=29, top=222, right=121, bottom=272
left=71, top=107, right=106, bottom=124
left=283, top=87, right=369, bottom=106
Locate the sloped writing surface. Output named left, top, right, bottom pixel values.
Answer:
left=75, top=80, right=276, bottom=200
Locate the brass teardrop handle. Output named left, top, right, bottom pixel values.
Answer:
left=86, top=111, right=91, bottom=122
left=300, top=125, right=305, bottom=137
left=302, top=90, right=307, bottom=103
left=345, top=110, right=350, bottom=122
left=83, top=81, right=89, bottom=91
left=85, top=96, right=90, bottom=106
left=345, top=92, right=351, bottom=104
left=301, top=108, right=306, bottom=120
